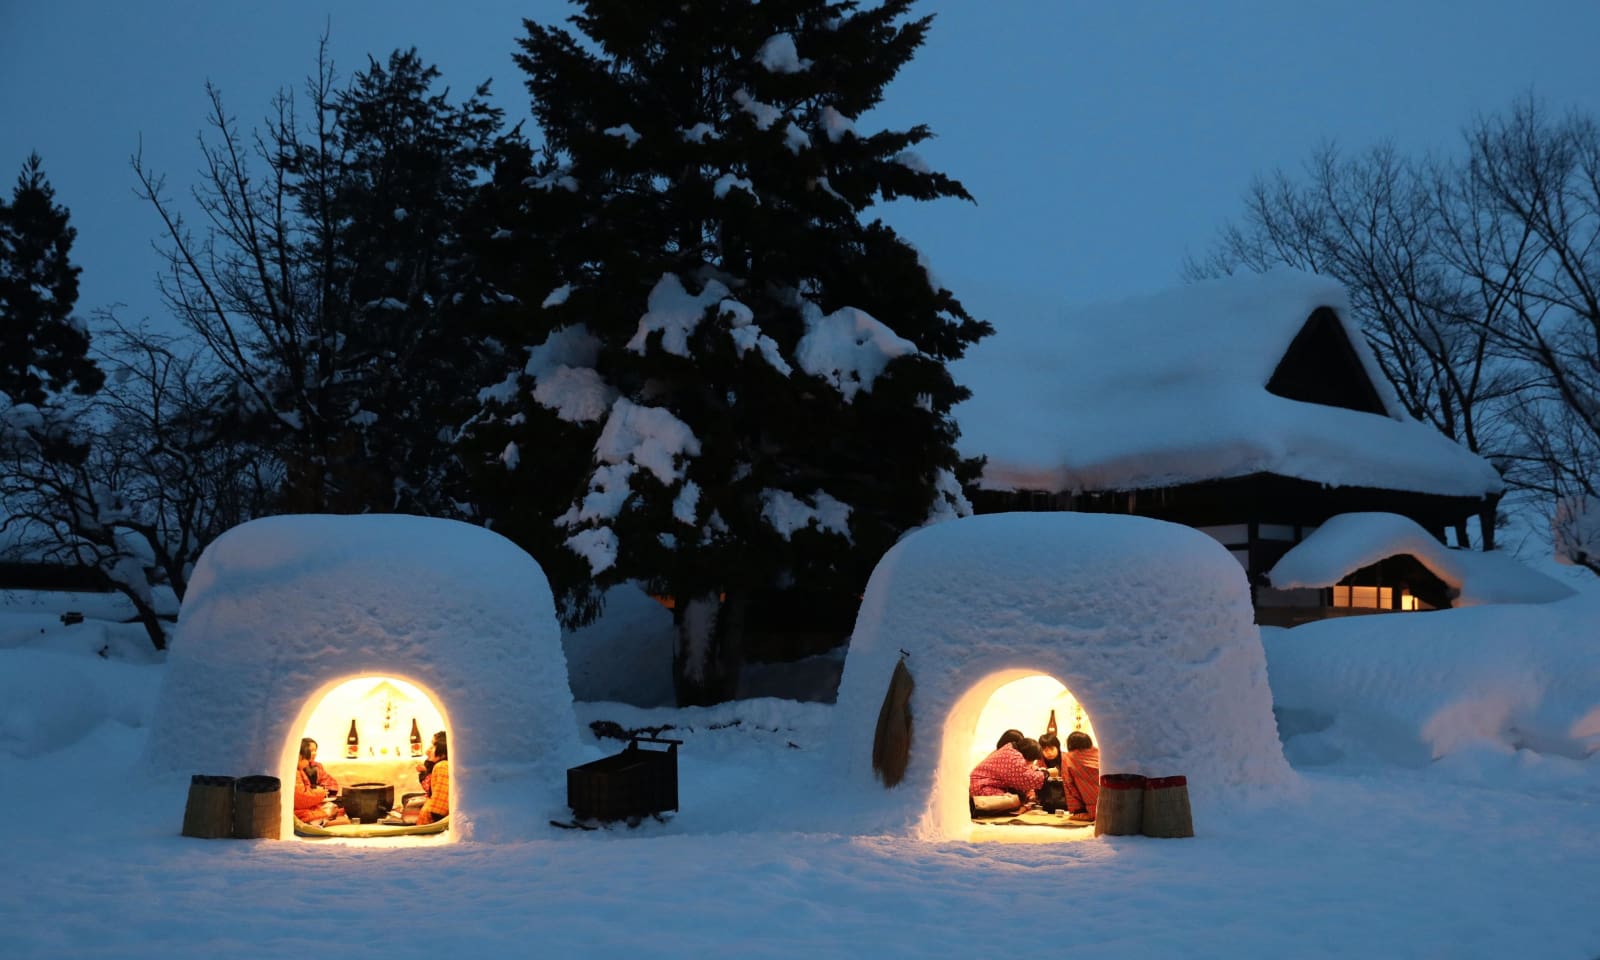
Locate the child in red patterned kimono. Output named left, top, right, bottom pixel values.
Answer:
left=969, top=737, right=1047, bottom=813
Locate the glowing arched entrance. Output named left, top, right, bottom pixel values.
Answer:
left=967, top=674, right=1096, bottom=770
left=278, top=674, right=454, bottom=841
left=932, top=670, right=1098, bottom=842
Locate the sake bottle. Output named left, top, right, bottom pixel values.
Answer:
left=409, top=718, right=423, bottom=757
left=1046, top=709, right=1058, bottom=737
left=346, top=718, right=360, bottom=759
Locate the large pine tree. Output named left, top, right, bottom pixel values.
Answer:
left=309, top=49, right=510, bottom=514
left=0, top=154, right=102, bottom=407
left=491, top=0, right=991, bottom=704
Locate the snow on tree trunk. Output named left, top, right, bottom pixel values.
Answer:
left=673, top=591, right=745, bottom=707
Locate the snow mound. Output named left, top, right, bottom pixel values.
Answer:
left=1269, top=512, right=1576, bottom=606
left=829, top=512, right=1295, bottom=838
left=0, top=647, right=162, bottom=758
left=563, top=583, right=677, bottom=707
left=145, top=515, right=579, bottom=840
left=1265, top=591, right=1600, bottom=770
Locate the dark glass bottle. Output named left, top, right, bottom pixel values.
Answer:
left=346, top=718, right=360, bottom=759
left=409, top=718, right=422, bottom=757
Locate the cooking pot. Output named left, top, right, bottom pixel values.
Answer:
left=342, top=782, right=394, bottom=822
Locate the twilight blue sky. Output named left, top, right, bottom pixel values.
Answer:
left=4, top=0, right=1600, bottom=336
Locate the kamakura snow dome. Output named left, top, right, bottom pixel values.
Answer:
left=830, top=511, right=1295, bottom=839
left=145, top=514, right=578, bottom=839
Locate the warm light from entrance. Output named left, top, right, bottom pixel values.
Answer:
left=968, top=674, right=1096, bottom=768
left=302, top=676, right=447, bottom=762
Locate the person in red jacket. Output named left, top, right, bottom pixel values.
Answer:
left=293, top=738, right=348, bottom=824
left=969, top=737, right=1047, bottom=813
left=1061, top=731, right=1101, bottom=821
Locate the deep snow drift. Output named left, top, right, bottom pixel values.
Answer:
left=1265, top=589, right=1600, bottom=771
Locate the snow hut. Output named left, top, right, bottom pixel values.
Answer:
left=145, top=514, right=578, bottom=841
left=954, top=269, right=1505, bottom=626
left=830, top=512, right=1294, bottom=840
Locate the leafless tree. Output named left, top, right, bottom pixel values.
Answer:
left=1188, top=142, right=1516, bottom=547
left=1435, top=98, right=1600, bottom=557
left=130, top=39, right=510, bottom=516
left=0, top=316, right=276, bottom=648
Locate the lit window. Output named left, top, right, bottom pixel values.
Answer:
left=1332, top=586, right=1392, bottom=609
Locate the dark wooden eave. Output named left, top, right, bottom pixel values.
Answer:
left=974, top=472, right=1487, bottom=536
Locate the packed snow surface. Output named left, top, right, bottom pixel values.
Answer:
left=831, top=512, right=1293, bottom=838
left=4, top=551, right=1600, bottom=956
left=953, top=269, right=1504, bottom=498
left=1269, top=512, right=1576, bottom=606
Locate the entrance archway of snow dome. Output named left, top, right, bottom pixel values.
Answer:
left=279, top=674, right=453, bottom=842
left=942, top=670, right=1098, bottom=842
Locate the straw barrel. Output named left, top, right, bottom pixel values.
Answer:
left=1094, top=773, right=1146, bottom=836
left=181, top=774, right=236, bottom=839
left=1141, top=775, right=1195, bottom=838
left=232, top=775, right=282, bottom=839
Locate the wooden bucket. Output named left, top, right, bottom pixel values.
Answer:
left=181, top=774, right=236, bottom=839
left=232, top=775, right=282, bottom=840
left=1093, top=773, right=1146, bottom=837
left=1141, top=775, right=1195, bottom=838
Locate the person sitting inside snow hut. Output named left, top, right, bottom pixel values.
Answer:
left=969, top=737, right=1047, bottom=815
left=1034, top=732, right=1069, bottom=813
left=416, top=732, right=450, bottom=825
left=1061, top=731, right=1101, bottom=821
left=294, top=737, right=349, bottom=825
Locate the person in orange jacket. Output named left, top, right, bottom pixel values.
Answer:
left=416, top=732, right=450, bottom=825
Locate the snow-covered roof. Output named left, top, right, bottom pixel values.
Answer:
left=829, top=512, right=1294, bottom=839
left=1267, top=512, right=1577, bottom=607
left=145, top=515, right=579, bottom=840
left=953, top=269, right=1503, bottom=498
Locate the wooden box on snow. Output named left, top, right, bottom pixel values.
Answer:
left=566, top=737, right=682, bottom=821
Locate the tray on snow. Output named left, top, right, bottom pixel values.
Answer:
left=294, top=816, right=449, bottom=839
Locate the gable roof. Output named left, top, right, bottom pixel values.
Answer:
left=952, top=269, right=1504, bottom=498
left=1267, top=512, right=1576, bottom=607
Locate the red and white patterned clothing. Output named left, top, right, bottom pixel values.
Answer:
left=969, top=744, right=1046, bottom=798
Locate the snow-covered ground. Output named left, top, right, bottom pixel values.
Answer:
left=3, top=583, right=1599, bottom=958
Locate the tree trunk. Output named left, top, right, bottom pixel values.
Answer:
left=672, top=590, right=746, bottom=707
left=114, top=584, right=168, bottom=651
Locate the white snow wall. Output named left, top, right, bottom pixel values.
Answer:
left=829, top=512, right=1294, bottom=838
left=145, top=514, right=579, bottom=839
